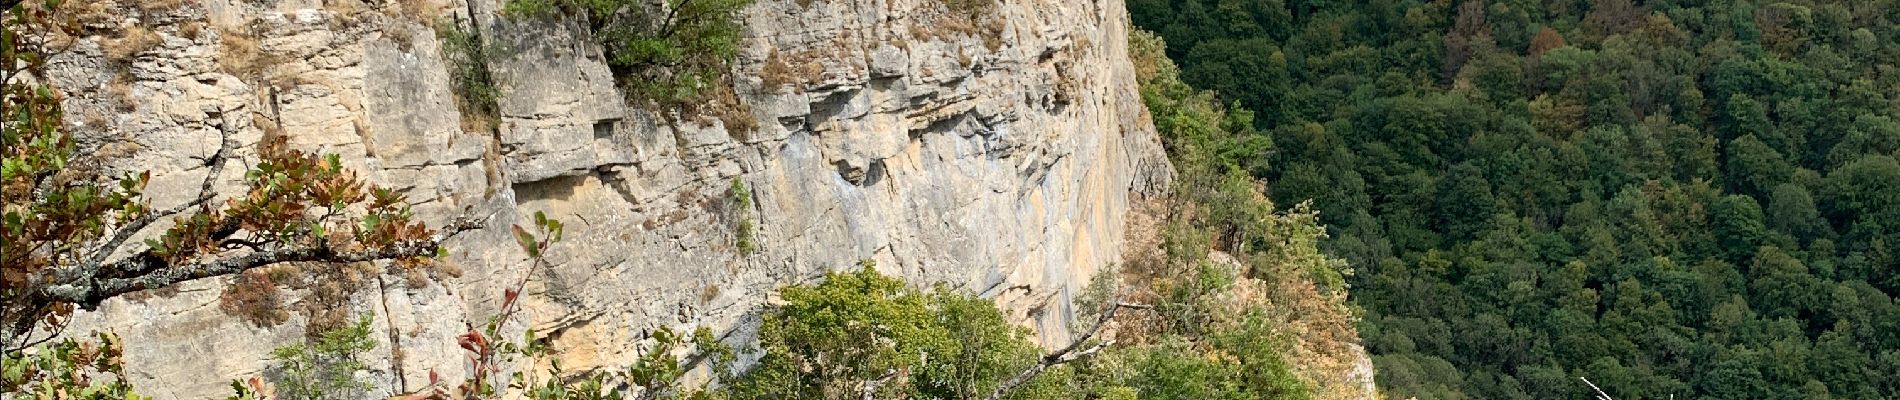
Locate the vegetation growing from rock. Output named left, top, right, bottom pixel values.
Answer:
left=727, top=178, right=757, bottom=255
left=1132, top=0, right=1900, bottom=397
left=688, top=35, right=1376, bottom=393
left=718, top=263, right=1063, bottom=399
left=4, top=1, right=1363, bottom=399
left=436, top=19, right=501, bottom=132
left=0, top=332, right=146, bottom=400
left=502, top=0, right=752, bottom=105
left=2, top=0, right=471, bottom=382
left=265, top=315, right=379, bottom=400
left=1115, top=29, right=1360, bottom=399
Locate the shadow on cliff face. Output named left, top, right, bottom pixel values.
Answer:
left=514, top=174, right=588, bottom=203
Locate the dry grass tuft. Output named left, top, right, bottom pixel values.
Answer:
left=80, top=110, right=111, bottom=132
left=1053, top=66, right=1079, bottom=105
left=104, top=25, right=162, bottom=61
left=217, top=25, right=277, bottom=79
left=759, top=49, right=800, bottom=91
left=324, top=0, right=365, bottom=18
left=61, top=1, right=114, bottom=26
left=136, top=0, right=191, bottom=14
left=943, top=0, right=995, bottom=15
left=699, top=284, right=721, bottom=305
left=939, top=13, right=979, bottom=38
left=105, top=77, right=137, bottom=111
left=982, top=17, right=1006, bottom=50
left=385, top=26, right=418, bottom=50
left=94, top=138, right=143, bottom=162
left=398, top=0, right=439, bottom=21
left=908, top=23, right=934, bottom=42
left=701, top=82, right=758, bottom=140
left=252, top=110, right=287, bottom=147
left=219, top=269, right=292, bottom=327
left=799, top=53, right=826, bottom=81
left=177, top=21, right=205, bottom=40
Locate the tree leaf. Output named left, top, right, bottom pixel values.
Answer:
left=512, top=224, right=538, bottom=258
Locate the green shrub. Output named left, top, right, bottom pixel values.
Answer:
left=435, top=19, right=500, bottom=131
left=1098, top=321, right=1306, bottom=400
left=503, top=0, right=752, bottom=105
left=719, top=263, right=1069, bottom=399
left=0, top=333, right=148, bottom=400
left=728, top=178, right=757, bottom=255
left=267, top=315, right=378, bottom=400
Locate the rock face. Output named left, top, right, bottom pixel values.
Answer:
left=48, top=0, right=1173, bottom=396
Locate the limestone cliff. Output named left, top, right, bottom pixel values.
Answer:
left=49, top=0, right=1178, bottom=396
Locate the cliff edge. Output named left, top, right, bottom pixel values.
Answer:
left=49, top=0, right=1175, bottom=396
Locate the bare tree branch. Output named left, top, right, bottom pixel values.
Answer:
left=1580, top=377, right=1614, bottom=400
left=80, top=120, right=235, bottom=270
left=983, top=298, right=1140, bottom=400
left=44, top=208, right=490, bottom=309
left=0, top=311, right=66, bottom=354
left=860, top=369, right=898, bottom=400
left=53, top=241, right=421, bottom=308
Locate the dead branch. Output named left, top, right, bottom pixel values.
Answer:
left=982, top=298, right=1140, bottom=400
left=1580, top=377, right=1613, bottom=400
left=80, top=119, right=235, bottom=270
left=860, top=369, right=899, bottom=400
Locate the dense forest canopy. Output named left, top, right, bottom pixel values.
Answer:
left=1130, top=0, right=1900, bottom=398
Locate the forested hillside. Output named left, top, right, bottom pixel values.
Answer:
left=1130, top=0, right=1900, bottom=398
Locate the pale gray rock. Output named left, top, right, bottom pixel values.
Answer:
left=32, top=0, right=1365, bottom=397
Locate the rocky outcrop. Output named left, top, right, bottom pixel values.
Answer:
left=48, top=0, right=1172, bottom=396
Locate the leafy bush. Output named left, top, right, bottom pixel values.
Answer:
left=267, top=315, right=378, bottom=400
left=719, top=263, right=1066, bottom=399
left=0, top=333, right=148, bottom=400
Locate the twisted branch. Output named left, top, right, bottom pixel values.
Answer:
left=81, top=119, right=235, bottom=271
left=46, top=210, right=489, bottom=309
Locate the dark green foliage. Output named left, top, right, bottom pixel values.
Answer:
left=436, top=19, right=500, bottom=130
left=504, top=0, right=751, bottom=104
left=1766, top=183, right=1828, bottom=242
left=1131, top=0, right=1900, bottom=398
left=1725, top=134, right=1794, bottom=198
left=1711, top=195, right=1773, bottom=264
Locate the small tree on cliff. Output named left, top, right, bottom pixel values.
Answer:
left=501, top=0, right=751, bottom=104
left=0, top=1, right=479, bottom=351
